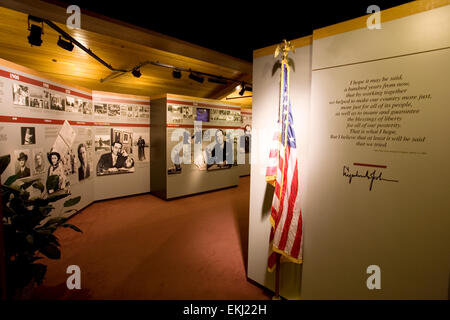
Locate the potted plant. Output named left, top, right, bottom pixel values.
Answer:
left=0, top=154, right=82, bottom=299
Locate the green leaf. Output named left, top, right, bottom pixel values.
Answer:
left=20, top=179, right=41, bottom=191
left=46, top=175, right=59, bottom=192
left=39, top=217, right=67, bottom=229
left=32, top=181, right=45, bottom=192
left=63, top=196, right=81, bottom=207
left=46, top=193, right=70, bottom=203
left=32, top=263, right=47, bottom=285
left=0, top=154, right=11, bottom=175
left=26, top=234, right=34, bottom=245
left=62, top=224, right=83, bottom=233
left=4, top=174, right=19, bottom=186
left=39, top=244, right=61, bottom=259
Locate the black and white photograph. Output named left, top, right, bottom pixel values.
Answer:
left=95, top=134, right=111, bottom=152
left=29, top=86, right=44, bottom=108
left=77, top=142, right=91, bottom=181
left=127, top=105, right=134, bottom=118
left=241, top=124, right=251, bottom=154
left=21, top=126, right=36, bottom=145
left=43, top=90, right=50, bottom=109
left=32, top=149, right=46, bottom=175
left=96, top=139, right=135, bottom=176
left=111, top=128, right=133, bottom=154
left=65, top=96, right=78, bottom=113
left=62, top=149, right=76, bottom=176
left=94, top=103, right=107, bottom=115
left=134, top=132, right=149, bottom=162
left=46, top=149, right=69, bottom=194
left=107, top=104, right=121, bottom=117
left=81, top=101, right=93, bottom=115
left=12, top=83, right=29, bottom=106
left=50, top=93, right=65, bottom=111
left=14, top=149, right=31, bottom=179
left=204, top=129, right=233, bottom=171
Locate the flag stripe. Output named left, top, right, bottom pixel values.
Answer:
left=278, top=156, right=298, bottom=251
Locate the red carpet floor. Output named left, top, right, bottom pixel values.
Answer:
left=28, top=176, right=271, bottom=300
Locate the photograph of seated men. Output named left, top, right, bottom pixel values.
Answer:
left=96, top=140, right=135, bottom=175
left=204, top=129, right=233, bottom=171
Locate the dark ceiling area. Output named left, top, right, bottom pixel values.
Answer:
left=54, top=0, right=412, bottom=62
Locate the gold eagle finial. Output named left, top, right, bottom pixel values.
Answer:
left=274, top=39, right=295, bottom=61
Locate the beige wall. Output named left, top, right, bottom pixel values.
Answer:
left=248, top=4, right=450, bottom=299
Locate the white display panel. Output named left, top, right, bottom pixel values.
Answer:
left=91, top=92, right=150, bottom=200
left=164, top=96, right=243, bottom=199
left=0, top=59, right=151, bottom=219
left=302, top=6, right=450, bottom=299
left=249, top=4, right=450, bottom=300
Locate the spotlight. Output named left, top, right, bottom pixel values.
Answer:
left=57, top=36, right=74, bottom=51
left=208, top=77, right=227, bottom=85
left=239, top=84, right=246, bottom=96
left=132, top=68, right=141, bottom=78
left=189, top=72, right=204, bottom=83
left=172, top=69, right=182, bottom=79
left=27, top=24, right=43, bottom=46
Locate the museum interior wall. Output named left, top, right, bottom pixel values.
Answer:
left=0, top=58, right=149, bottom=219
left=150, top=94, right=248, bottom=200
left=248, top=2, right=450, bottom=299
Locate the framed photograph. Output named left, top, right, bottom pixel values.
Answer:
left=12, top=83, right=29, bottom=106
left=21, top=127, right=36, bottom=145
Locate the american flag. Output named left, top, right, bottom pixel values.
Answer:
left=265, top=62, right=303, bottom=271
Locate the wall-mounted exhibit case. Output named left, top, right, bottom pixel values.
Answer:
left=0, top=58, right=151, bottom=219
left=249, top=2, right=450, bottom=299
left=150, top=94, right=248, bottom=199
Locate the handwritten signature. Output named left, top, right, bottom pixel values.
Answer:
left=342, top=166, right=399, bottom=191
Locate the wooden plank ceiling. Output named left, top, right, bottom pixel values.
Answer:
left=0, top=2, right=252, bottom=106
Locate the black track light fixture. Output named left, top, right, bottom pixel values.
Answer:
left=208, top=77, right=228, bottom=85
left=131, top=68, right=142, bottom=78
left=27, top=16, right=43, bottom=47
left=172, top=69, right=182, bottom=79
left=239, top=83, right=246, bottom=96
left=57, top=36, right=74, bottom=51
left=189, top=72, right=204, bottom=83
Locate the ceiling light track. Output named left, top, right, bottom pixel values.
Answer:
left=28, top=15, right=128, bottom=73
left=27, top=15, right=252, bottom=90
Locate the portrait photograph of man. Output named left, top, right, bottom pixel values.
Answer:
left=14, top=150, right=31, bottom=179
left=204, top=129, right=233, bottom=171
left=33, top=149, right=46, bottom=175
left=96, top=140, right=135, bottom=176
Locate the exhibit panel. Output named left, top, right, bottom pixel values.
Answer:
left=248, top=38, right=312, bottom=299
left=238, top=108, right=252, bottom=177
left=0, top=58, right=94, bottom=216
left=92, top=91, right=151, bottom=201
left=302, top=4, right=450, bottom=299
left=151, top=94, right=243, bottom=199
left=0, top=58, right=152, bottom=219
